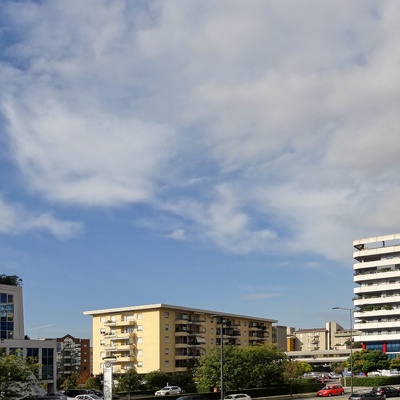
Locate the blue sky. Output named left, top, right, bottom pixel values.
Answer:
left=1, top=0, right=400, bottom=340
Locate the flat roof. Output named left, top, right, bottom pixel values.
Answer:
left=83, top=303, right=278, bottom=323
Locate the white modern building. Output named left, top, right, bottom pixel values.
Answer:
left=0, top=281, right=57, bottom=392
left=353, top=233, right=400, bottom=359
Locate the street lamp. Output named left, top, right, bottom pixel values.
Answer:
left=211, top=315, right=225, bottom=400
left=333, top=307, right=355, bottom=394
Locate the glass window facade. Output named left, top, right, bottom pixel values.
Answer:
left=42, top=348, right=54, bottom=379
left=0, top=292, right=14, bottom=339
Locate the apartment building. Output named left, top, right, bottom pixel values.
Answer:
left=0, top=281, right=57, bottom=392
left=45, top=334, right=91, bottom=382
left=286, top=322, right=354, bottom=366
left=353, top=233, right=400, bottom=359
left=84, top=303, right=277, bottom=375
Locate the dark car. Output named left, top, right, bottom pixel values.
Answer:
left=177, top=396, right=208, bottom=400
left=43, top=393, right=68, bottom=400
left=62, top=389, right=93, bottom=398
left=349, top=393, right=385, bottom=400
left=372, top=387, right=400, bottom=398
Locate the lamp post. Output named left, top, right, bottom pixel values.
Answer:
left=333, top=307, right=354, bottom=394
left=211, top=315, right=225, bottom=400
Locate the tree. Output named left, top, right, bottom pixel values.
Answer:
left=0, top=274, right=23, bottom=286
left=195, top=344, right=286, bottom=390
left=0, top=352, right=41, bottom=399
left=144, top=370, right=170, bottom=389
left=283, top=360, right=304, bottom=396
left=390, top=356, right=400, bottom=370
left=61, top=371, right=80, bottom=389
left=83, top=376, right=102, bottom=390
left=117, top=368, right=140, bottom=399
left=351, top=350, right=389, bottom=374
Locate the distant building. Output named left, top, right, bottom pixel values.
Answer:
left=353, top=233, right=400, bottom=359
left=84, top=303, right=277, bottom=375
left=0, top=282, right=57, bottom=392
left=45, top=334, right=91, bottom=382
left=286, top=322, right=357, bottom=366
left=272, top=325, right=292, bottom=351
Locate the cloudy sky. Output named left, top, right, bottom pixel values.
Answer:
left=1, top=0, right=399, bottom=340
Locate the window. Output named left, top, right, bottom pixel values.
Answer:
left=165, top=324, right=169, bottom=331
left=137, top=361, right=143, bottom=368
left=100, top=340, right=105, bottom=346
left=137, top=313, right=143, bottom=320
left=165, top=360, right=169, bottom=366
left=137, top=337, right=143, bottom=344
left=165, top=348, right=169, bottom=355
left=100, top=328, right=106, bottom=334
left=165, top=336, right=169, bottom=343
left=137, top=349, right=143, bottom=356
left=100, top=352, right=106, bottom=358
left=164, top=312, right=169, bottom=318
left=100, top=317, right=106, bottom=323
left=137, top=325, right=143, bottom=331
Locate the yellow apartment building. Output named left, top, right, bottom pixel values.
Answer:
left=84, top=303, right=277, bottom=375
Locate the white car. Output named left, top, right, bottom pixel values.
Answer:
left=155, top=386, right=184, bottom=396
left=225, top=395, right=252, bottom=400
left=75, top=395, right=103, bottom=400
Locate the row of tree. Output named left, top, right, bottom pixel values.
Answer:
left=4, top=343, right=400, bottom=399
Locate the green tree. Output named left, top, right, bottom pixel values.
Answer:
left=144, top=370, right=170, bottom=389
left=0, top=274, right=23, bottom=286
left=62, top=371, right=80, bottom=389
left=0, top=352, right=41, bottom=399
left=170, top=371, right=194, bottom=386
left=283, top=360, right=304, bottom=396
left=351, top=350, right=389, bottom=374
left=389, top=356, right=400, bottom=370
left=83, top=376, right=102, bottom=390
left=298, top=361, right=313, bottom=375
left=117, top=368, right=140, bottom=399
left=195, top=344, right=286, bottom=390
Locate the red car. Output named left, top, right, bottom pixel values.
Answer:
left=317, top=385, right=345, bottom=397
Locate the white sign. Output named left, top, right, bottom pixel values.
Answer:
left=103, top=359, right=113, bottom=400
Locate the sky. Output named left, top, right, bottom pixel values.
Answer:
left=1, top=0, right=400, bottom=341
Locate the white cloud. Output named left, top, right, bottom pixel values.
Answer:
left=2, top=1, right=400, bottom=258
left=0, top=196, right=82, bottom=239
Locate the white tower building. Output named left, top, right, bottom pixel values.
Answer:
left=353, top=233, right=400, bottom=358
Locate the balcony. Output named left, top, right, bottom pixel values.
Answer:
left=117, top=344, right=134, bottom=351
left=104, top=320, right=117, bottom=326
left=117, top=355, right=135, bottom=362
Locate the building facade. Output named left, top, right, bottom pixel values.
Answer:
left=47, top=334, right=91, bottom=382
left=0, top=282, right=57, bottom=392
left=353, top=233, right=400, bottom=359
left=286, top=322, right=354, bottom=367
left=84, top=303, right=277, bottom=375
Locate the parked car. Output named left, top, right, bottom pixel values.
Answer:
left=63, top=390, right=93, bottom=398
left=155, top=386, right=184, bottom=396
left=44, top=393, right=68, bottom=400
left=177, top=396, right=208, bottom=400
left=349, top=393, right=385, bottom=400
left=317, top=385, right=345, bottom=397
left=371, top=387, right=400, bottom=398
left=224, top=395, right=252, bottom=400
left=75, top=395, right=103, bottom=400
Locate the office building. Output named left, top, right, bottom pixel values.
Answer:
left=353, top=233, right=400, bottom=358
left=0, top=281, right=57, bottom=392
left=84, top=303, right=277, bottom=375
